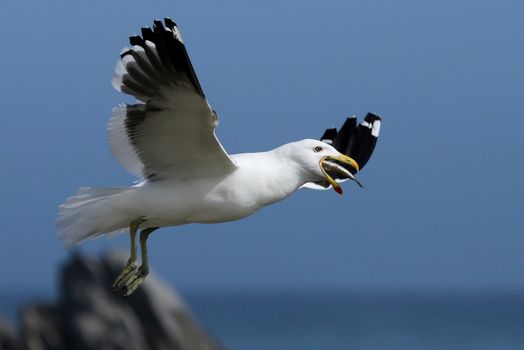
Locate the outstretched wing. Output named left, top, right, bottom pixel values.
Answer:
left=303, top=113, right=381, bottom=190
left=108, top=18, right=236, bottom=181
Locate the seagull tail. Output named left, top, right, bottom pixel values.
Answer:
left=56, top=187, right=132, bottom=247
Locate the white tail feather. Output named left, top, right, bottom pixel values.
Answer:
left=57, top=187, right=132, bottom=247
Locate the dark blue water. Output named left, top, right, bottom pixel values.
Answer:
left=3, top=290, right=524, bottom=350
left=185, top=291, right=524, bottom=350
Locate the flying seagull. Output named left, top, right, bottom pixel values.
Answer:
left=57, top=18, right=381, bottom=296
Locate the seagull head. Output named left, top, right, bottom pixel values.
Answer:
left=286, top=139, right=361, bottom=195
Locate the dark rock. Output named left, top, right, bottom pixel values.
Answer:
left=20, top=304, right=63, bottom=350
left=0, top=315, right=21, bottom=350
left=4, top=251, right=223, bottom=350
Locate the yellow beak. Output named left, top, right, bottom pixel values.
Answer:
left=320, top=154, right=360, bottom=195
left=331, top=154, right=360, bottom=172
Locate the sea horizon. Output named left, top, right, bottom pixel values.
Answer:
left=3, top=286, right=524, bottom=350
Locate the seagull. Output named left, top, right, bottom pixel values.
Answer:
left=57, top=18, right=381, bottom=296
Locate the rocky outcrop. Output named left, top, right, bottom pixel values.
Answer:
left=3, top=252, right=222, bottom=350
left=0, top=315, right=21, bottom=350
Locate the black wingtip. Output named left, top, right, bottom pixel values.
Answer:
left=320, top=128, right=338, bottom=144
left=141, top=27, right=154, bottom=41
left=333, top=117, right=357, bottom=153
left=129, top=35, right=143, bottom=47
left=153, top=19, right=163, bottom=28
left=120, top=48, right=132, bottom=59
left=364, top=112, right=381, bottom=123
left=164, top=17, right=176, bottom=29
left=116, top=18, right=206, bottom=100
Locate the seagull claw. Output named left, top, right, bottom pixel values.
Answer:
left=123, top=266, right=149, bottom=297
left=112, top=260, right=138, bottom=293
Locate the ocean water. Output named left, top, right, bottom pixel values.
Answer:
left=2, top=290, right=524, bottom=350
left=185, top=291, right=524, bottom=350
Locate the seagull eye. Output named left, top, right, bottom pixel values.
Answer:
left=313, top=146, right=323, bottom=153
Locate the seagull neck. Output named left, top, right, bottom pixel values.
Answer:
left=233, top=150, right=308, bottom=205
left=256, top=149, right=309, bottom=197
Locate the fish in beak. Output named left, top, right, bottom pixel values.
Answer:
left=320, top=154, right=362, bottom=195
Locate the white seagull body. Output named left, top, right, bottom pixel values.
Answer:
left=57, top=18, right=381, bottom=296
left=63, top=143, right=332, bottom=237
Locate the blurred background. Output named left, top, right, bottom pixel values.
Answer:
left=1, top=0, right=523, bottom=349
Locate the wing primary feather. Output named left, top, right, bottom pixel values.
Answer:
left=128, top=46, right=165, bottom=84
left=351, top=113, right=381, bottom=169
left=140, top=27, right=175, bottom=81
left=163, top=18, right=203, bottom=96
left=320, top=128, right=338, bottom=144
left=158, top=19, right=205, bottom=96
left=120, top=48, right=132, bottom=59
left=141, top=27, right=154, bottom=41
left=164, top=18, right=177, bottom=30
left=129, top=35, right=144, bottom=46
left=143, top=40, right=172, bottom=83
left=125, top=64, right=157, bottom=92
left=121, top=75, right=155, bottom=101
left=151, top=21, right=179, bottom=82
left=333, top=117, right=357, bottom=155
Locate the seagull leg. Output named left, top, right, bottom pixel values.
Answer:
left=112, top=218, right=144, bottom=293
left=123, top=227, right=158, bottom=297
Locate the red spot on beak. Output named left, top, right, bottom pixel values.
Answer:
left=334, top=186, right=343, bottom=195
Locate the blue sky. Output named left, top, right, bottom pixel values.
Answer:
left=0, top=0, right=522, bottom=293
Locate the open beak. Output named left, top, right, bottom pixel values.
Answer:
left=320, top=154, right=361, bottom=195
